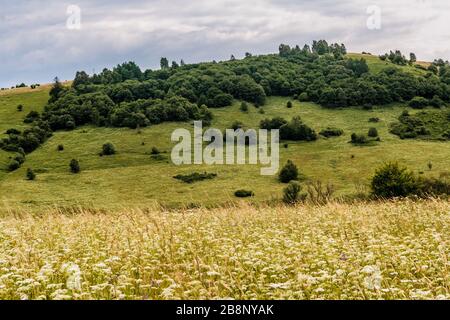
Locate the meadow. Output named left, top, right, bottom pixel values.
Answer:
left=0, top=82, right=449, bottom=210
left=0, top=200, right=448, bottom=300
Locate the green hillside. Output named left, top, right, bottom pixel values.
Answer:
left=0, top=49, right=449, bottom=210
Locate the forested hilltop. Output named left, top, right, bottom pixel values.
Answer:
left=1, top=40, right=449, bottom=164
left=29, top=41, right=450, bottom=130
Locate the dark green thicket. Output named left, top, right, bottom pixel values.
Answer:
left=319, top=127, right=344, bottom=138
left=283, top=181, right=305, bottom=204
left=174, top=172, right=217, bottom=184
left=279, top=160, right=299, bottom=183
left=101, top=142, right=116, bottom=156
left=390, top=109, right=449, bottom=140
left=70, top=159, right=81, bottom=174
left=26, top=168, right=36, bottom=181
left=371, top=162, right=450, bottom=198
left=234, top=190, right=255, bottom=198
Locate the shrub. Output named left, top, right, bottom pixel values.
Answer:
left=307, top=180, right=335, bottom=204
left=409, top=96, right=429, bottom=109
left=57, top=144, right=64, bottom=151
left=7, top=160, right=20, bottom=172
left=234, top=190, right=254, bottom=198
left=240, top=102, right=248, bottom=112
left=23, top=111, right=40, bottom=124
left=26, top=168, right=36, bottom=181
left=350, top=133, right=369, bottom=144
left=101, top=142, right=116, bottom=156
left=151, top=147, right=161, bottom=155
left=5, top=128, right=21, bottom=135
left=298, top=92, right=309, bottom=101
left=283, top=181, right=305, bottom=204
left=319, top=127, right=344, bottom=138
left=369, top=117, right=380, bottom=123
left=258, top=108, right=265, bottom=114
left=419, top=176, right=450, bottom=196
left=280, top=117, right=317, bottom=141
left=371, top=162, right=419, bottom=198
left=70, top=159, right=81, bottom=174
left=279, top=160, right=298, bottom=183
left=287, top=101, right=293, bottom=108
left=260, top=117, right=287, bottom=130
left=174, top=172, right=217, bottom=184
left=13, top=153, right=25, bottom=165
left=368, top=127, right=379, bottom=137
left=430, top=95, right=445, bottom=108
left=231, top=121, right=244, bottom=130
left=17, top=105, right=23, bottom=112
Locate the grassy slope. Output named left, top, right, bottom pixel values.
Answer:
left=0, top=55, right=448, bottom=210
left=0, top=200, right=448, bottom=299
left=347, top=53, right=429, bottom=75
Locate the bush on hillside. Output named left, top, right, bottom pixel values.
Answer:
left=368, top=127, right=379, bottom=138
left=234, top=190, right=254, bottom=198
left=240, top=102, right=248, bottom=112
left=174, top=172, right=217, bottom=184
left=280, top=117, right=317, bottom=141
left=371, top=162, right=420, bottom=198
left=319, top=127, right=344, bottom=138
left=409, top=96, right=429, bottom=109
left=70, top=159, right=81, bottom=174
left=283, top=181, right=305, bottom=204
left=26, top=168, right=36, bottom=181
left=350, top=133, right=369, bottom=145
left=279, top=160, right=299, bottom=183
left=7, top=160, right=21, bottom=172
left=101, top=142, right=116, bottom=156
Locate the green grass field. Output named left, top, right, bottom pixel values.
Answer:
left=0, top=55, right=448, bottom=211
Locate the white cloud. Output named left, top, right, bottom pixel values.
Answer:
left=1, top=0, right=450, bottom=87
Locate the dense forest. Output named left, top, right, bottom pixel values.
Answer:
left=1, top=40, right=450, bottom=159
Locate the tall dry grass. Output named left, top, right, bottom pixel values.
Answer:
left=0, top=199, right=449, bottom=300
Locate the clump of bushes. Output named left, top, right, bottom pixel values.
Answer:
left=70, top=159, right=81, bottom=173
left=17, top=105, right=23, bottom=112
left=350, top=133, right=369, bottom=145
left=279, top=160, right=298, bottom=183
left=319, top=127, right=344, bottom=138
left=101, top=142, right=116, bottom=156
left=371, top=162, right=450, bottom=198
left=234, top=190, right=254, bottom=198
left=287, top=101, right=293, bottom=108
left=57, top=144, right=64, bottom=151
left=8, top=160, right=21, bottom=172
left=371, top=162, right=420, bottom=198
left=260, top=117, right=288, bottom=130
left=369, top=117, right=380, bottom=123
left=174, top=172, right=217, bottom=184
left=409, top=96, right=429, bottom=109
left=279, top=117, right=317, bottom=141
left=240, top=102, right=248, bottom=112
left=23, top=111, right=40, bottom=124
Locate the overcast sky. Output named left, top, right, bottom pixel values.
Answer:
left=1, top=0, right=449, bottom=87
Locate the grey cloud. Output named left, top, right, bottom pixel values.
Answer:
left=1, top=0, right=449, bottom=87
